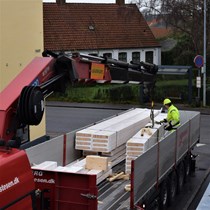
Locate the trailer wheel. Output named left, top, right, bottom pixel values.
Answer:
left=184, top=155, right=191, bottom=182
left=177, top=162, right=185, bottom=193
left=159, top=180, right=168, bottom=210
left=168, top=170, right=177, bottom=205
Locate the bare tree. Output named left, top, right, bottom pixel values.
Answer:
left=131, top=0, right=210, bottom=55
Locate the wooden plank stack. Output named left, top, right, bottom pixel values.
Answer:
left=125, top=113, right=167, bottom=174
left=75, top=108, right=159, bottom=153
left=61, top=155, right=112, bottom=184
left=101, top=143, right=126, bottom=167
left=125, top=127, right=158, bottom=174
left=32, top=161, right=58, bottom=170
left=32, top=157, right=112, bottom=185
left=32, top=110, right=167, bottom=185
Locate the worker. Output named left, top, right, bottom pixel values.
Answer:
left=159, top=98, right=180, bottom=131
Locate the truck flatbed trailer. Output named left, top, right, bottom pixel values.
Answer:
left=22, top=108, right=200, bottom=210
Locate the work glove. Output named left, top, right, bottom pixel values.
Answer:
left=155, top=119, right=167, bottom=125
left=164, top=122, right=172, bottom=131
left=160, top=119, right=167, bottom=123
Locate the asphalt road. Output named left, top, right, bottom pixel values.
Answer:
left=45, top=102, right=210, bottom=209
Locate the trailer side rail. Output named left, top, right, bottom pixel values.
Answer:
left=131, top=111, right=200, bottom=208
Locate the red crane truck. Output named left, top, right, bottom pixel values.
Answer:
left=0, top=51, right=200, bottom=210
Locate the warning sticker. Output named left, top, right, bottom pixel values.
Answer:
left=90, top=63, right=105, bottom=80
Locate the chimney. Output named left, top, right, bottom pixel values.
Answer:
left=56, top=0, right=65, bottom=5
left=116, top=0, right=125, bottom=6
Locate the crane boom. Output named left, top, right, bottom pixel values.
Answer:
left=0, top=50, right=158, bottom=147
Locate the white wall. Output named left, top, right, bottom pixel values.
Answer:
left=66, top=47, right=161, bottom=65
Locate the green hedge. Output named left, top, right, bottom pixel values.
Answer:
left=48, top=80, right=200, bottom=105
left=48, top=84, right=140, bottom=104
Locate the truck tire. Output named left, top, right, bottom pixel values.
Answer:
left=168, top=170, right=177, bottom=206
left=184, top=154, right=191, bottom=182
left=159, top=179, right=168, bottom=210
left=177, top=161, right=185, bottom=193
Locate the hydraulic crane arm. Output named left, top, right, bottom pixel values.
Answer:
left=0, top=50, right=158, bottom=147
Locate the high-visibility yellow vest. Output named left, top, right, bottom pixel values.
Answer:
left=167, top=105, right=180, bottom=127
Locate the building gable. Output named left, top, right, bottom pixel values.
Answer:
left=43, top=2, right=160, bottom=51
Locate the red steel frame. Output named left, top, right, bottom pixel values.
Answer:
left=0, top=149, right=35, bottom=209
left=0, top=57, right=55, bottom=141
left=33, top=169, right=98, bottom=210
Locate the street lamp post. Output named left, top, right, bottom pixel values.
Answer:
left=203, top=0, right=207, bottom=106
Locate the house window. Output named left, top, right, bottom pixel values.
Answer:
left=118, top=52, right=127, bottom=62
left=132, top=52, right=140, bottom=63
left=145, top=51, right=154, bottom=64
left=103, top=53, right=112, bottom=58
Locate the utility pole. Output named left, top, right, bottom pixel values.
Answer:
left=203, top=0, right=207, bottom=106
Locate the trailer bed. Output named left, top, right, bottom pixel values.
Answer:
left=26, top=109, right=200, bottom=210
left=97, top=160, right=130, bottom=210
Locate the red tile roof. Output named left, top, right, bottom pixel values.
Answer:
left=43, top=3, right=160, bottom=51
left=150, top=27, right=172, bottom=39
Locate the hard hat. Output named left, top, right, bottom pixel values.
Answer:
left=163, top=98, right=171, bottom=105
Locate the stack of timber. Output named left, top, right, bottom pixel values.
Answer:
left=75, top=108, right=159, bottom=153
left=101, top=143, right=126, bottom=167
left=83, top=144, right=126, bottom=168
left=32, top=161, right=58, bottom=170
left=32, top=111, right=167, bottom=185
left=125, top=128, right=157, bottom=173
left=125, top=113, right=167, bottom=174
left=32, top=156, right=112, bottom=185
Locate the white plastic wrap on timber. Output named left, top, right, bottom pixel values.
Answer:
left=54, top=166, right=84, bottom=173
left=87, top=169, right=113, bottom=185
left=101, top=143, right=126, bottom=156
left=96, top=169, right=113, bottom=185
left=87, top=169, right=103, bottom=178
left=75, top=129, right=97, bottom=151
left=53, top=156, right=112, bottom=184
left=126, top=138, right=149, bottom=174
left=101, top=144, right=126, bottom=167
left=92, top=130, right=117, bottom=152
left=111, top=154, right=126, bottom=168
left=125, top=156, right=137, bottom=172
left=106, top=147, right=126, bottom=162
left=65, top=158, right=86, bottom=168
left=75, top=108, right=159, bottom=152
left=32, top=161, right=58, bottom=170
left=103, top=109, right=158, bottom=147
left=154, top=113, right=167, bottom=121
left=87, top=108, right=147, bottom=130
left=145, top=122, right=165, bottom=141
left=125, top=128, right=158, bottom=174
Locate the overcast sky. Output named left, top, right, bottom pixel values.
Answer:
left=43, top=0, right=132, bottom=3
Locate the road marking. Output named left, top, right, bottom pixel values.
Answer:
left=196, top=143, right=206, bottom=147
